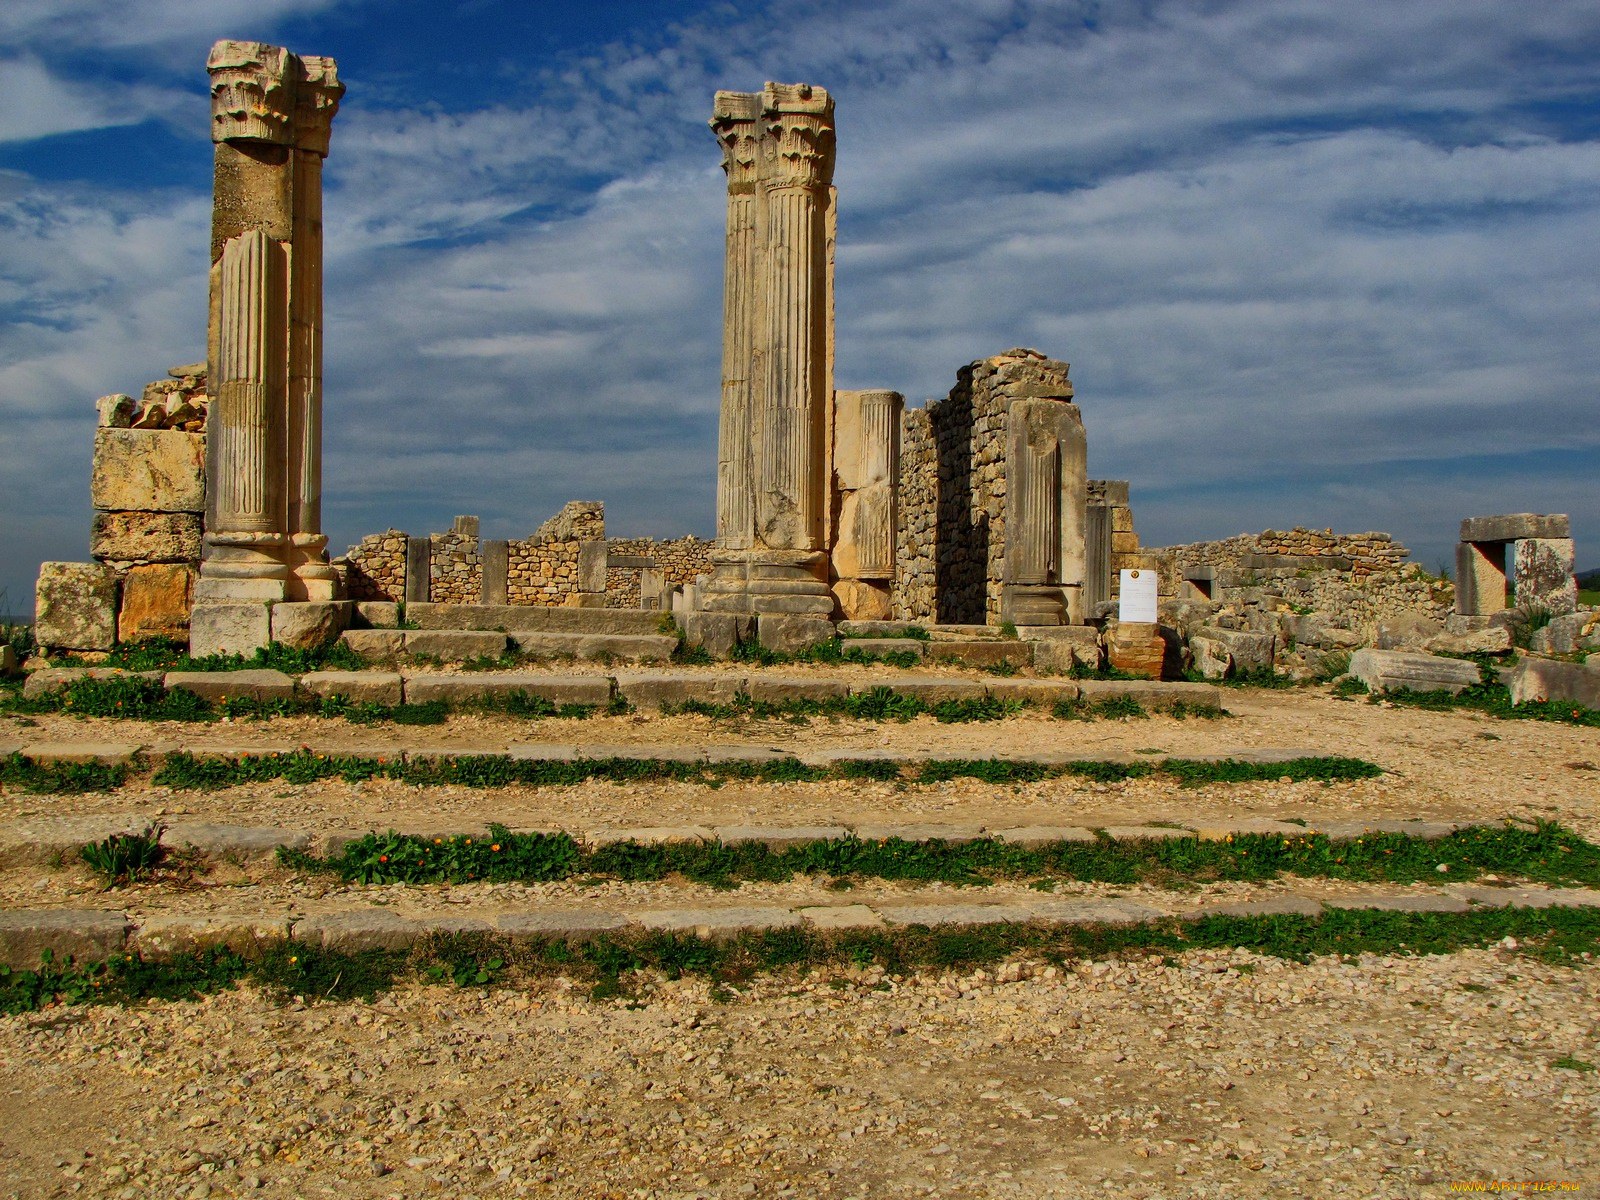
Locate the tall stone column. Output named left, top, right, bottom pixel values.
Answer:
left=710, top=91, right=761, bottom=550
left=194, top=40, right=342, bottom=650
left=703, top=82, right=836, bottom=619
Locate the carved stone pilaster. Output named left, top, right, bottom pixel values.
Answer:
left=1002, top=398, right=1087, bottom=626
left=832, top=390, right=902, bottom=582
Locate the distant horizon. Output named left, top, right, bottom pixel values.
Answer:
left=3, top=0, right=1597, bottom=615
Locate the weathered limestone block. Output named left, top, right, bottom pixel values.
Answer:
left=90, top=428, right=206, bottom=512
left=1460, top=514, right=1570, bottom=543
left=188, top=602, right=273, bottom=658
left=758, top=615, right=836, bottom=656
left=1292, top=611, right=1364, bottom=650
left=402, top=630, right=508, bottom=660
left=270, top=600, right=351, bottom=649
left=1188, top=634, right=1232, bottom=680
left=1425, top=626, right=1512, bottom=656
left=35, top=562, right=118, bottom=651
left=299, top=670, right=403, bottom=705
left=577, top=540, right=607, bottom=593
left=1514, top=538, right=1577, bottom=615
left=682, top=612, right=754, bottom=659
left=353, top=600, right=400, bottom=628
left=1375, top=611, right=1443, bottom=651
left=339, top=629, right=404, bottom=664
left=165, top=669, right=295, bottom=701
left=832, top=579, right=892, bottom=621
left=1509, top=657, right=1600, bottom=710
left=1455, top=540, right=1508, bottom=616
left=95, top=394, right=136, bottom=428
left=1529, top=612, right=1600, bottom=656
left=1347, top=649, right=1481, bottom=695
left=91, top=512, right=202, bottom=563
left=117, top=564, right=196, bottom=643
left=833, top=389, right=902, bottom=581
left=1026, top=626, right=1101, bottom=672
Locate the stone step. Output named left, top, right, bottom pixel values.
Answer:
left=924, top=641, right=1036, bottom=668
left=407, top=602, right=666, bottom=636
left=508, top=632, right=678, bottom=662
left=6, top=882, right=1597, bottom=966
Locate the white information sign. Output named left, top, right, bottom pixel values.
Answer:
left=1118, top=568, right=1159, bottom=624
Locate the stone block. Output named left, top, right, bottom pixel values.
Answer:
left=165, top=668, right=296, bottom=702
left=22, top=666, right=163, bottom=700
left=1529, top=612, right=1599, bottom=656
left=991, top=826, right=1097, bottom=847
left=1192, top=626, right=1275, bottom=675
left=510, top=632, right=678, bottom=662
left=577, top=540, right=608, bottom=593
left=612, top=671, right=745, bottom=709
left=1075, top=680, right=1223, bottom=710
left=586, top=826, right=716, bottom=845
left=1425, top=626, right=1512, bottom=656
left=681, top=611, right=754, bottom=658
left=1508, top=657, right=1600, bottom=711
left=633, top=907, right=800, bottom=936
left=927, top=640, right=1035, bottom=669
left=832, top=578, right=893, bottom=620
left=270, top=601, right=351, bottom=650
left=713, top=825, right=849, bottom=848
left=1031, top=898, right=1166, bottom=925
left=853, top=822, right=986, bottom=843
left=480, top=539, right=510, bottom=605
left=161, top=822, right=311, bottom=860
left=0, top=645, right=16, bottom=678
left=20, top=741, right=140, bottom=764
left=402, top=672, right=612, bottom=707
left=1188, top=634, right=1231, bottom=680
left=837, top=620, right=920, bottom=637
left=90, top=510, right=202, bottom=563
left=354, top=600, right=401, bottom=628
left=1108, top=622, right=1166, bottom=680
left=849, top=676, right=988, bottom=704
left=1027, top=625, right=1101, bottom=673
left=188, top=602, right=272, bottom=658
left=0, top=909, right=131, bottom=969
left=300, top=670, right=404, bottom=706
left=496, top=911, right=631, bottom=939
left=983, top=679, right=1079, bottom=705
left=1460, top=513, right=1570, bottom=542
left=844, top=638, right=926, bottom=661
left=1111, top=531, right=1140, bottom=554
left=403, top=630, right=508, bottom=661
left=90, top=427, right=206, bottom=512
left=407, top=602, right=664, bottom=635
left=1294, top=612, right=1364, bottom=650
left=405, top=537, right=431, bottom=603
left=293, top=910, right=421, bottom=953
left=879, top=903, right=1030, bottom=927
left=1322, top=895, right=1470, bottom=913
left=1375, top=611, right=1444, bottom=651
left=34, top=561, right=118, bottom=650
left=797, top=905, right=883, bottom=929
left=757, top=614, right=836, bottom=655
left=1514, top=538, right=1577, bottom=615
left=743, top=676, right=849, bottom=703
left=1347, top=648, right=1481, bottom=696
left=117, top=563, right=195, bottom=643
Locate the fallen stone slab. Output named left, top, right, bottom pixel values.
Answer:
left=990, top=826, right=1097, bottom=847
left=339, top=629, right=405, bottom=664
left=0, top=908, right=131, bottom=969
left=852, top=823, right=987, bottom=843
left=713, top=825, right=850, bottom=848
left=1029, top=899, right=1168, bottom=925
left=130, top=913, right=291, bottom=960
left=612, top=671, right=745, bottom=709
left=403, top=672, right=612, bottom=707
left=879, top=903, right=1032, bottom=927
left=299, top=670, right=404, bottom=706
left=633, top=906, right=801, bottom=935
left=1348, top=648, right=1481, bottom=696
left=585, top=826, right=716, bottom=846
left=292, top=910, right=421, bottom=953
left=743, top=676, right=851, bottom=703
left=1448, top=885, right=1600, bottom=910
left=1508, top=656, right=1600, bottom=710
left=509, top=632, right=678, bottom=662
left=1099, top=826, right=1195, bottom=841
left=797, top=904, right=884, bottom=929
left=496, top=910, right=632, bottom=939
left=848, top=676, right=989, bottom=703
left=1192, top=819, right=1319, bottom=841
left=18, top=741, right=142, bottom=764
left=1074, top=680, right=1224, bottom=710
left=403, top=630, right=508, bottom=661
left=1322, top=894, right=1470, bottom=913
left=165, top=669, right=296, bottom=702
left=161, top=822, right=311, bottom=860
left=22, top=667, right=165, bottom=700
left=0, top=815, right=154, bottom=867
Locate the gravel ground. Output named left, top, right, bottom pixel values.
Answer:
left=1, top=946, right=1596, bottom=1199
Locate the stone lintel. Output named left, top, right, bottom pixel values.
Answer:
left=1459, top=513, right=1570, bottom=543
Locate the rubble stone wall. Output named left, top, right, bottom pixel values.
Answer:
left=894, top=408, right=938, bottom=621
left=1158, top=528, right=1411, bottom=585
left=605, top=537, right=714, bottom=608
left=429, top=530, right=481, bottom=605
left=342, top=531, right=407, bottom=602
left=507, top=538, right=583, bottom=606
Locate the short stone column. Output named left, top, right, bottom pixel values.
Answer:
left=1001, top=398, right=1087, bottom=626
left=195, top=40, right=343, bottom=652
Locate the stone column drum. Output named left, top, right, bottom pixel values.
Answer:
left=702, top=83, right=837, bottom=618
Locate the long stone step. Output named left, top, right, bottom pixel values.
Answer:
left=5, top=882, right=1597, bottom=966
left=407, top=602, right=667, bottom=636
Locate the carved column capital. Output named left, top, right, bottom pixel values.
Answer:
left=761, top=82, right=835, bottom=190
left=208, top=40, right=295, bottom=145
left=293, top=56, right=344, bottom=156
left=710, top=90, right=761, bottom=190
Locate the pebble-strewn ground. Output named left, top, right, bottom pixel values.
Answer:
left=2, top=946, right=1596, bottom=1199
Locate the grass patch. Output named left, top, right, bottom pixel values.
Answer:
left=1373, top=658, right=1599, bottom=728
left=57, top=635, right=366, bottom=675
left=6, top=904, right=1600, bottom=1014
left=0, top=751, right=127, bottom=793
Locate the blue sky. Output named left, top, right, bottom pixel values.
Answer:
left=3, top=0, right=1599, bottom=614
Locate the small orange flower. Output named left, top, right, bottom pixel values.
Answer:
left=491, top=844, right=501, bottom=852
left=379, top=855, right=389, bottom=863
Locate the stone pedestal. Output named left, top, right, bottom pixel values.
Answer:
left=702, top=550, right=834, bottom=616
left=1109, top=622, right=1166, bottom=680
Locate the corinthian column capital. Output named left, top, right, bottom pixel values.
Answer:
left=710, top=90, right=761, bottom=191
left=207, top=40, right=295, bottom=145
left=293, top=56, right=344, bottom=156
left=761, top=82, right=835, bottom=190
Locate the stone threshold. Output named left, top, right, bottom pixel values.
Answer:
left=0, top=812, right=1469, bottom=869
left=3, top=883, right=1597, bottom=968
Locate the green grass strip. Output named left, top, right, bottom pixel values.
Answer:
left=0, top=751, right=128, bottom=794
left=282, top=819, right=1600, bottom=890
left=5, top=905, right=1597, bottom=1014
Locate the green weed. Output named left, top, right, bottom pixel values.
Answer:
left=80, top=826, right=164, bottom=886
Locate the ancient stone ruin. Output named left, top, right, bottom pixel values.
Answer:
left=26, top=52, right=1589, bottom=686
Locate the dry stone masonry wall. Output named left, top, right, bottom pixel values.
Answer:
left=341, top=531, right=406, bottom=602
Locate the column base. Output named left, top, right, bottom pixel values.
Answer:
left=702, top=549, right=834, bottom=616
left=1002, top=585, right=1072, bottom=626
left=287, top=533, right=345, bottom=602
left=200, top=531, right=289, bottom=602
